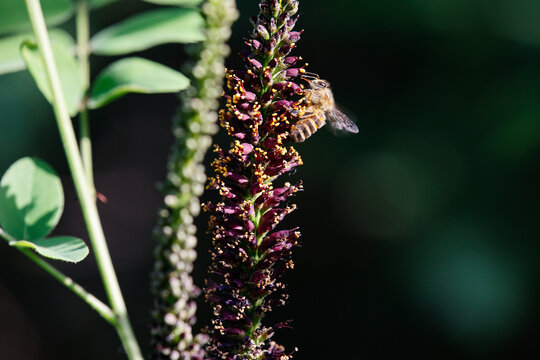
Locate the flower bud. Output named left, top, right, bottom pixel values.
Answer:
left=255, top=24, right=270, bottom=40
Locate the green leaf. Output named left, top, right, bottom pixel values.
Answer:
left=0, top=29, right=74, bottom=76
left=0, top=0, right=74, bottom=36
left=142, top=0, right=204, bottom=5
left=0, top=157, right=64, bottom=241
left=88, top=57, right=190, bottom=109
left=89, top=0, right=119, bottom=9
left=12, top=237, right=89, bottom=263
left=21, top=40, right=83, bottom=117
left=91, top=8, right=205, bottom=56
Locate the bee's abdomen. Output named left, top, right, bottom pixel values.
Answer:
left=291, top=115, right=325, bottom=142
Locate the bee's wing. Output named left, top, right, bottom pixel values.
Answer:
left=326, top=106, right=359, bottom=134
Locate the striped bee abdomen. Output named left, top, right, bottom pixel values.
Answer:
left=291, top=113, right=326, bottom=142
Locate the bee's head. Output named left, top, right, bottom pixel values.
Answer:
left=299, top=72, right=330, bottom=90
left=309, top=79, right=330, bottom=90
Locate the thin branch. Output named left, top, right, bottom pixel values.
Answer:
left=23, top=0, right=142, bottom=358
left=76, top=0, right=94, bottom=189
left=0, top=227, right=115, bottom=325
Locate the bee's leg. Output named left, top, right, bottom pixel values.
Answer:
left=289, top=92, right=312, bottom=117
left=291, top=108, right=314, bottom=117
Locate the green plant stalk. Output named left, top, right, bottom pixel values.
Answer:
left=149, top=1, right=239, bottom=358
left=79, top=110, right=92, bottom=185
left=23, top=0, right=143, bottom=358
left=76, top=0, right=94, bottom=188
left=0, top=227, right=115, bottom=324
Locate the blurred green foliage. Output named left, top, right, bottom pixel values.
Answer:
left=1, top=0, right=540, bottom=359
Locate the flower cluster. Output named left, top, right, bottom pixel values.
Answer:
left=150, top=1, right=238, bottom=359
left=204, top=0, right=307, bottom=359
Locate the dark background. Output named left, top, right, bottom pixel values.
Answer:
left=2, top=0, right=540, bottom=359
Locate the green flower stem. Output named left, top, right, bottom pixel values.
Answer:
left=149, top=1, right=238, bottom=358
left=23, top=0, right=143, bottom=359
left=0, top=227, right=115, bottom=324
left=76, top=0, right=94, bottom=189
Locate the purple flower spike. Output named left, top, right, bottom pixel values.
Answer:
left=204, top=0, right=307, bottom=359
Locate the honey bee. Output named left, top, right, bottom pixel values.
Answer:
left=291, top=74, right=358, bottom=143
